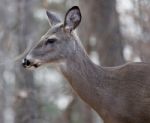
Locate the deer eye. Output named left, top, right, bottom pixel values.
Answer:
left=45, top=38, right=57, bottom=45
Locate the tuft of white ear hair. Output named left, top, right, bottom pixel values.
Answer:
left=64, top=6, right=81, bottom=32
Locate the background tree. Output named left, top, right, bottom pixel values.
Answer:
left=79, top=0, right=125, bottom=66
left=14, top=0, right=43, bottom=123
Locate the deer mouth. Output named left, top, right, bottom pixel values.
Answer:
left=30, top=63, right=41, bottom=68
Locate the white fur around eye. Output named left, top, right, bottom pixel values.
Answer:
left=26, top=54, right=33, bottom=60
left=48, top=35, right=59, bottom=40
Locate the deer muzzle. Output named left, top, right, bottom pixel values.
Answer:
left=22, top=58, right=39, bottom=68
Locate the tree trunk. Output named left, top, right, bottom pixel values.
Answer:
left=80, top=0, right=125, bottom=66
left=14, top=0, right=42, bottom=123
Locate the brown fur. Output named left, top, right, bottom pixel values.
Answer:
left=23, top=6, right=150, bottom=123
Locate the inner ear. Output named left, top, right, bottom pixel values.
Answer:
left=46, top=11, right=61, bottom=26
left=64, top=6, right=81, bottom=32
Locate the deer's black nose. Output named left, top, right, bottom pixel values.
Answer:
left=22, top=58, right=31, bottom=68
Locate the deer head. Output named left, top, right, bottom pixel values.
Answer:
left=22, top=6, right=81, bottom=68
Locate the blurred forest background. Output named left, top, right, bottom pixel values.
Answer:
left=0, top=0, right=150, bottom=123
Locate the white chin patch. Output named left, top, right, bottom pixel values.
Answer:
left=25, top=66, right=37, bottom=70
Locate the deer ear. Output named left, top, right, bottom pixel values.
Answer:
left=46, top=10, right=61, bottom=26
left=64, top=6, right=81, bottom=32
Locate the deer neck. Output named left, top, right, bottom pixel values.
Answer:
left=59, top=38, right=106, bottom=110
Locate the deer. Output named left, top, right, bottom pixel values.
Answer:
left=22, top=6, right=150, bottom=123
